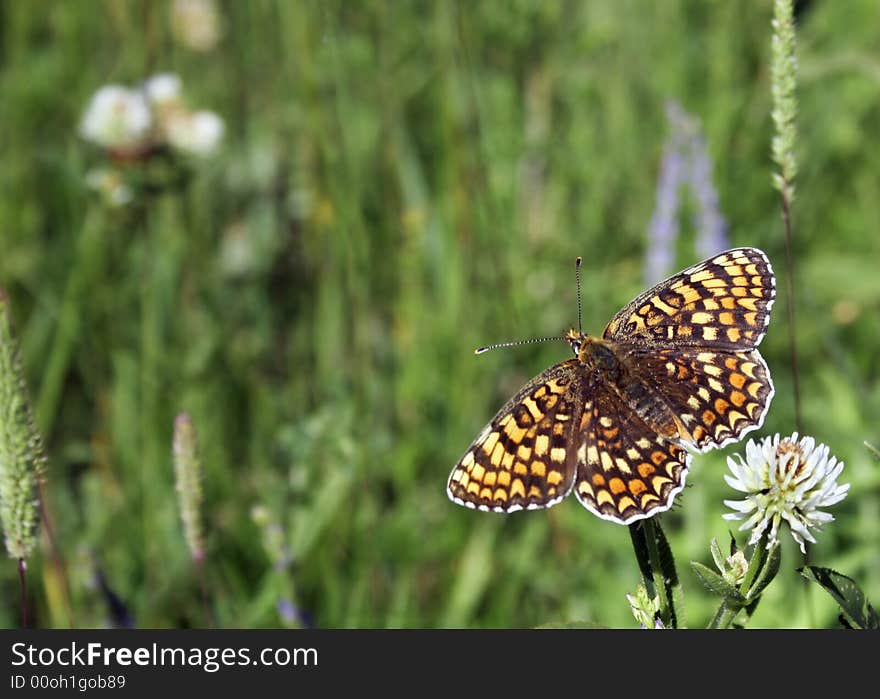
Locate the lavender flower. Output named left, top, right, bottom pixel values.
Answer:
left=644, top=101, right=730, bottom=283
left=688, top=133, right=730, bottom=258
left=644, top=135, right=685, bottom=285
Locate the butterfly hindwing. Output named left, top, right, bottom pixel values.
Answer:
left=626, top=346, right=774, bottom=452
left=573, top=375, right=691, bottom=524
left=448, top=360, right=582, bottom=512
left=603, top=247, right=775, bottom=350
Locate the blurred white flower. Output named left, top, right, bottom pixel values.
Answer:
left=81, top=73, right=223, bottom=166
left=172, top=0, right=223, bottom=52
left=79, top=86, right=152, bottom=152
left=723, top=433, right=850, bottom=553
left=144, top=73, right=183, bottom=107
left=166, top=110, right=224, bottom=156
left=85, top=168, right=134, bottom=207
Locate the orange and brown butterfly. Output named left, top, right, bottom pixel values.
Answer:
left=447, top=247, right=775, bottom=524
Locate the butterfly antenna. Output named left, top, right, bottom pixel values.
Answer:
left=474, top=336, right=566, bottom=355
left=575, top=256, right=583, bottom=334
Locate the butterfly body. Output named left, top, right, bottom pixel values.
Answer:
left=573, top=333, right=621, bottom=377
left=448, top=247, right=776, bottom=524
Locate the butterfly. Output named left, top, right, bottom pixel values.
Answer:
left=447, top=247, right=775, bottom=524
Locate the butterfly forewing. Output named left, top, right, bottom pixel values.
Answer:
left=448, top=360, right=582, bottom=512
left=573, top=375, right=691, bottom=523
left=603, top=247, right=775, bottom=350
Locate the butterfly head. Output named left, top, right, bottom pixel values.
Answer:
left=564, top=327, right=589, bottom=357
left=566, top=327, right=621, bottom=373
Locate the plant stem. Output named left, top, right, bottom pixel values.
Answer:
left=39, top=482, right=74, bottom=627
left=771, top=0, right=802, bottom=433
left=628, top=521, right=656, bottom=600
left=642, top=519, right=670, bottom=625
left=781, top=192, right=802, bottom=432
left=709, top=599, right=739, bottom=630
left=707, top=530, right=772, bottom=629
left=629, top=519, right=678, bottom=628
left=19, top=558, right=27, bottom=627
left=196, top=556, right=215, bottom=628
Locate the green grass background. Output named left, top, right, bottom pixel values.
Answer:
left=1, top=0, right=878, bottom=629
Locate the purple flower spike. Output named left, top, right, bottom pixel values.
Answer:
left=644, top=118, right=686, bottom=284
left=689, top=133, right=730, bottom=258
left=644, top=101, right=729, bottom=283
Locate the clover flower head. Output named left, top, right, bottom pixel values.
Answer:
left=165, top=110, right=224, bottom=156
left=79, top=85, right=152, bottom=152
left=144, top=73, right=183, bottom=108
left=723, top=433, right=849, bottom=553
left=172, top=0, right=223, bottom=52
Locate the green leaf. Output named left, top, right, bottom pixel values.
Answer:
left=710, top=537, right=726, bottom=573
left=740, top=530, right=770, bottom=593
left=799, top=566, right=880, bottom=630
left=691, top=561, right=745, bottom=604
left=745, top=542, right=781, bottom=601
left=743, top=596, right=762, bottom=622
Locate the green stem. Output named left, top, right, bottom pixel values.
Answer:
left=629, top=519, right=678, bottom=628
left=19, top=558, right=27, bottom=628
left=642, top=519, right=670, bottom=625
left=707, top=530, right=772, bottom=629
left=780, top=191, right=802, bottom=432
left=628, top=522, right=656, bottom=601
left=708, top=599, right=739, bottom=630
left=196, top=556, right=215, bottom=628
left=139, top=201, right=159, bottom=609
left=36, top=211, right=104, bottom=434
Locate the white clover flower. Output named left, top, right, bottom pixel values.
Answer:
left=723, top=433, right=849, bottom=553
left=144, top=73, right=183, bottom=107
left=166, top=110, right=224, bottom=156
left=172, top=0, right=223, bottom=52
left=79, top=86, right=152, bottom=152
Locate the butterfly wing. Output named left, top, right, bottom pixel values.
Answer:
left=623, top=346, right=774, bottom=452
left=603, top=247, right=775, bottom=350
left=448, top=359, right=583, bottom=512
left=573, top=374, right=691, bottom=524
